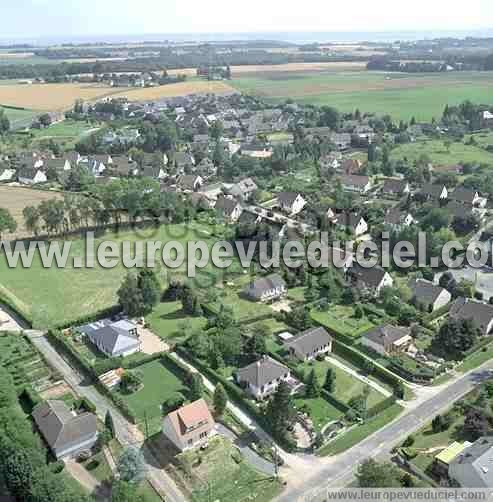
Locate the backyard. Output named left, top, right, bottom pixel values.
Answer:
left=116, top=358, right=190, bottom=435
left=311, top=304, right=377, bottom=339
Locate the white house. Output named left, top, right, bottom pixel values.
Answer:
left=243, top=274, right=287, bottom=303
left=277, top=192, right=307, bottom=215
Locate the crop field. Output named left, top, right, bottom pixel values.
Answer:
left=0, top=186, right=63, bottom=239
left=0, top=222, right=238, bottom=328
left=391, top=138, right=493, bottom=166
left=230, top=71, right=493, bottom=121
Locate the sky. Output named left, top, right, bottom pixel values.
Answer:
left=2, top=0, right=493, bottom=41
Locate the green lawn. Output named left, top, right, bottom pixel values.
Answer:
left=1, top=105, right=37, bottom=129
left=116, top=359, right=189, bottom=435
left=317, top=403, right=403, bottom=456
left=146, top=301, right=207, bottom=343
left=181, top=437, right=283, bottom=502
left=207, top=286, right=273, bottom=321
left=0, top=222, right=225, bottom=328
left=391, top=139, right=493, bottom=166
left=294, top=396, right=343, bottom=432
left=31, top=119, right=100, bottom=142
left=311, top=305, right=376, bottom=339
left=299, top=359, right=387, bottom=408
left=231, top=71, right=493, bottom=121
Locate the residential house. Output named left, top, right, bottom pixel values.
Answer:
left=449, top=187, right=486, bottom=208
left=76, top=318, right=141, bottom=358
left=243, top=274, right=287, bottom=303
left=225, top=177, right=258, bottom=201
left=420, top=183, right=448, bottom=201
left=409, top=279, right=452, bottom=312
left=329, top=132, right=352, bottom=151
left=17, top=167, right=47, bottom=185
left=361, top=325, right=413, bottom=356
left=32, top=400, right=98, bottom=460
left=240, top=143, right=273, bottom=159
left=449, top=437, right=493, bottom=487
left=194, top=158, right=216, bottom=177
left=341, top=159, right=363, bottom=175
left=176, top=175, right=203, bottom=192
left=338, top=174, right=372, bottom=193
left=329, top=210, right=368, bottom=237
left=284, top=327, right=333, bottom=361
left=348, top=265, right=394, bottom=296
left=174, top=152, right=195, bottom=172
left=384, top=208, right=416, bottom=228
left=162, top=399, right=216, bottom=452
left=277, top=192, right=306, bottom=215
left=214, top=195, right=243, bottom=223
left=449, top=298, right=493, bottom=336
left=320, top=152, right=342, bottom=172
left=235, top=355, right=292, bottom=400
left=381, top=179, right=410, bottom=197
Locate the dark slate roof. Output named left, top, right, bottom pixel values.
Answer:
left=177, top=175, right=201, bottom=190
left=384, top=208, right=407, bottom=225
left=277, top=192, right=300, bottom=206
left=420, top=183, right=446, bottom=198
left=215, top=195, right=240, bottom=217
left=349, top=264, right=389, bottom=289
left=445, top=201, right=472, bottom=220
left=338, top=174, right=370, bottom=188
left=243, top=274, right=286, bottom=300
left=363, top=324, right=411, bottom=347
left=236, top=355, right=289, bottom=388
left=174, top=152, right=195, bottom=167
left=449, top=187, right=478, bottom=204
left=449, top=298, right=493, bottom=335
left=32, top=400, right=97, bottom=450
left=336, top=211, right=365, bottom=229
left=284, top=327, right=332, bottom=357
left=450, top=437, right=493, bottom=487
left=382, top=179, right=408, bottom=194
left=409, top=279, right=448, bottom=307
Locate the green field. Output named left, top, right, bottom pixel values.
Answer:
left=31, top=119, right=100, bottom=141
left=311, top=305, right=377, bottom=339
left=0, top=222, right=229, bottom=328
left=294, top=395, right=343, bottom=432
left=231, top=71, right=493, bottom=121
left=1, top=105, right=37, bottom=129
left=391, top=139, right=493, bottom=166
left=117, top=359, right=189, bottom=435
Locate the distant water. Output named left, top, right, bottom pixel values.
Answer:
left=2, top=29, right=493, bottom=46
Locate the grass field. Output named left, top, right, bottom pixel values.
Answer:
left=294, top=395, right=343, bottom=432
left=181, top=437, right=283, bottom=502
left=31, top=119, right=100, bottom=141
left=0, top=186, right=63, bottom=239
left=299, top=359, right=387, bottom=408
left=1, top=106, right=38, bottom=129
left=117, top=359, right=189, bottom=435
left=0, top=222, right=223, bottom=328
left=230, top=71, right=493, bottom=121
left=391, top=139, right=493, bottom=166
left=311, top=305, right=376, bottom=339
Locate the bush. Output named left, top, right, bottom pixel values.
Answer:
left=50, top=460, right=65, bottom=473
left=402, top=435, right=415, bottom=447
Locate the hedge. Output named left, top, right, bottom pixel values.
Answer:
left=366, top=395, right=396, bottom=419
left=19, top=386, right=43, bottom=410
left=55, top=304, right=122, bottom=330
left=123, top=352, right=166, bottom=370
left=0, top=293, right=33, bottom=328
left=423, top=303, right=451, bottom=323
left=174, top=346, right=297, bottom=452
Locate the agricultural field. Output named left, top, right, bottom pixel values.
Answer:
left=391, top=138, right=493, bottom=166
left=116, top=358, right=190, bottom=435
left=230, top=71, right=493, bottom=121
left=0, top=186, right=63, bottom=239
left=0, top=106, right=38, bottom=129
left=0, top=222, right=237, bottom=328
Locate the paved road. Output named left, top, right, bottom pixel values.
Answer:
left=25, top=331, right=186, bottom=502
left=277, top=362, right=493, bottom=502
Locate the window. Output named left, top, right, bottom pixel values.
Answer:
left=188, top=439, right=193, bottom=446
left=200, top=432, right=208, bottom=439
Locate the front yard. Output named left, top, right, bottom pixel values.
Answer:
left=294, top=396, right=344, bottom=432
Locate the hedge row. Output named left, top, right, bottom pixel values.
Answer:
left=366, top=394, right=397, bottom=419
left=174, top=346, right=297, bottom=452
left=423, top=304, right=451, bottom=323
left=0, top=293, right=33, bottom=328
left=332, top=339, right=403, bottom=391
left=56, top=304, right=121, bottom=330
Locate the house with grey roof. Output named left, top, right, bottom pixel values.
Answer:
left=214, top=195, right=243, bottom=223
left=329, top=210, right=368, bottom=237
left=449, top=298, right=493, bottom=336
left=76, top=318, right=141, bottom=358
left=176, top=175, right=203, bottom=192
left=32, top=400, right=98, bottom=459
left=420, top=183, right=448, bottom=201
left=284, top=327, right=333, bottom=361
left=277, top=192, right=306, bottom=215
left=361, top=325, right=413, bottom=356
left=384, top=208, right=416, bottom=228
left=338, top=174, right=372, bottom=193
left=243, top=274, right=287, bottom=303
left=410, top=279, right=451, bottom=312
left=449, top=437, right=493, bottom=487
left=348, top=265, right=394, bottom=297
left=235, top=355, right=292, bottom=400
left=381, top=179, right=410, bottom=196
left=449, top=187, right=485, bottom=207
left=226, top=177, right=258, bottom=201
left=17, top=167, right=47, bottom=185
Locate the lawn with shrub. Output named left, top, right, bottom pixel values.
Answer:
left=311, top=304, right=377, bottom=339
